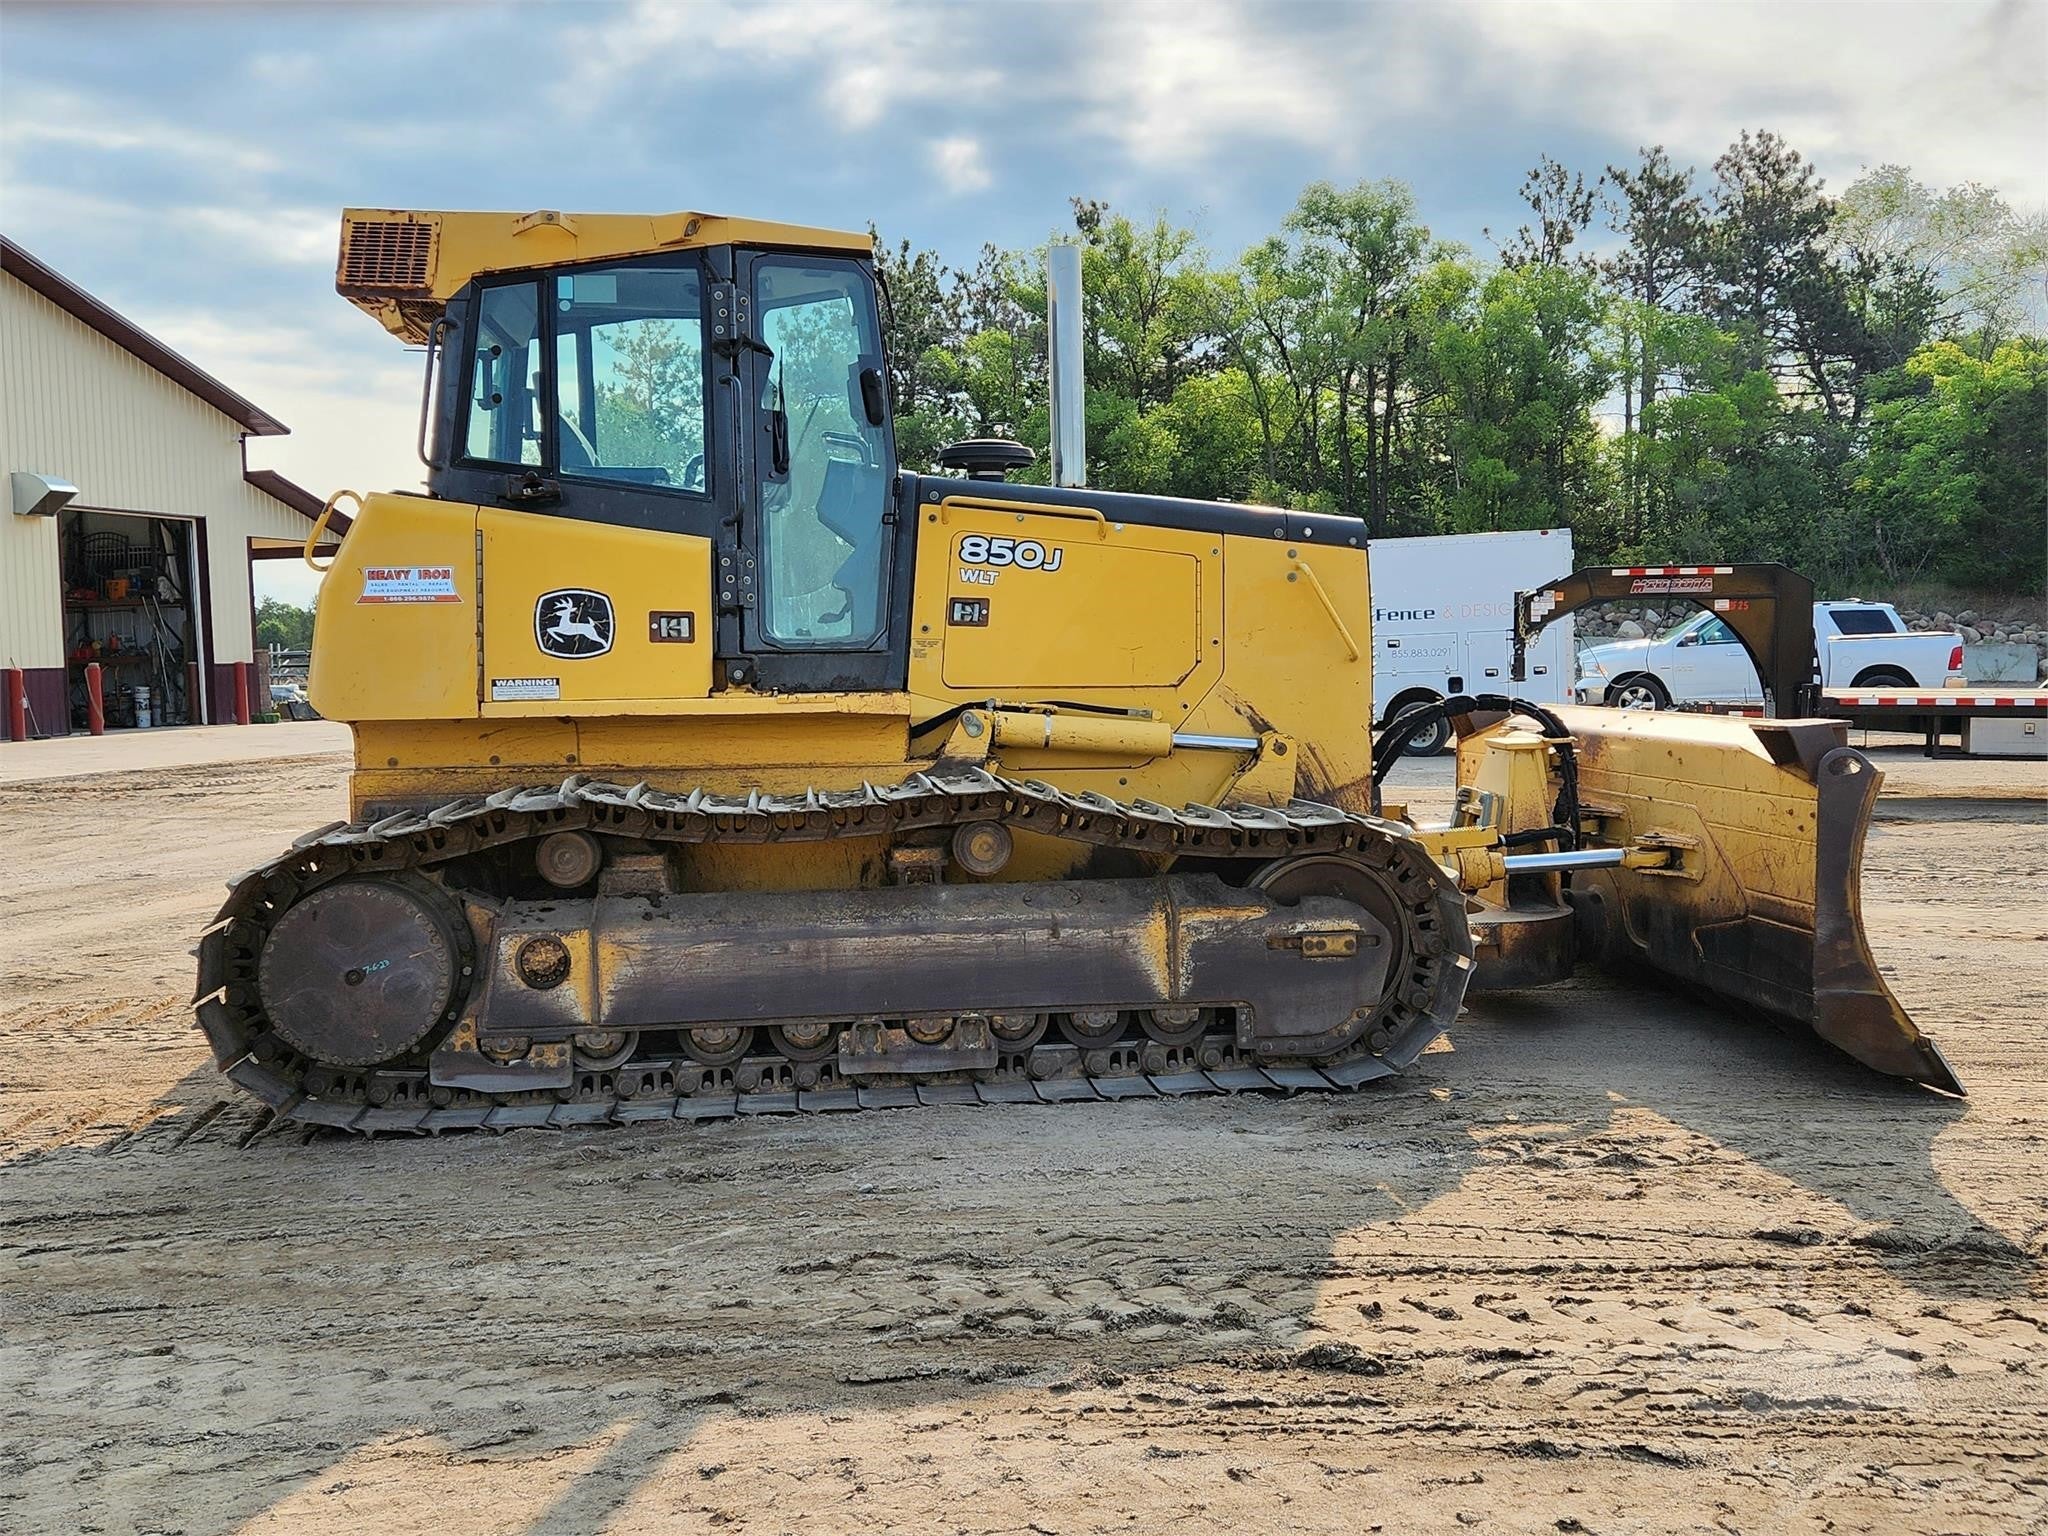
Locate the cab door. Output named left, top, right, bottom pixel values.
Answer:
left=736, top=251, right=905, bottom=692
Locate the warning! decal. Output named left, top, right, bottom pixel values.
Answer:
left=491, top=677, right=561, bottom=702
left=357, top=566, right=460, bottom=604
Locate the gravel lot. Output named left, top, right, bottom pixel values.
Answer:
left=1, top=737, right=2042, bottom=1535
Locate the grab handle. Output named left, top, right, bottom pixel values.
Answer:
left=938, top=498, right=1112, bottom=540
left=303, top=490, right=363, bottom=573
left=1294, top=561, right=1362, bottom=661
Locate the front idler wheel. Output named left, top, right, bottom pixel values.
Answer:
left=1249, top=854, right=1406, bottom=1054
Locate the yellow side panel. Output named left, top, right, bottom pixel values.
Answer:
left=307, top=492, right=479, bottom=721
left=910, top=496, right=1221, bottom=711
left=479, top=508, right=713, bottom=715
left=1206, top=535, right=1378, bottom=805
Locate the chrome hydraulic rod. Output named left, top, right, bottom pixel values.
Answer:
left=1500, top=848, right=1628, bottom=873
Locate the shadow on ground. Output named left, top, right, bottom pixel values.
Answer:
left=2, top=972, right=2030, bottom=1535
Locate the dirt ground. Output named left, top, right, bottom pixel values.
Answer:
left=1, top=738, right=2043, bottom=1535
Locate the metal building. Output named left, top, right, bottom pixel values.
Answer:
left=1, top=236, right=340, bottom=739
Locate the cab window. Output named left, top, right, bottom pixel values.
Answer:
left=464, top=282, right=543, bottom=465
left=1698, top=616, right=1737, bottom=644
left=553, top=265, right=708, bottom=493
left=754, top=257, right=889, bottom=647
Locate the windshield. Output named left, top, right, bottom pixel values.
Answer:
left=1659, top=612, right=1708, bottom=640
left=457, top=261, right=710, bottom=495
left=553, top=264, right=707, bottom=493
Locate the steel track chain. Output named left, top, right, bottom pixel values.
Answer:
left=193, top=766, right=1473, bottom=1135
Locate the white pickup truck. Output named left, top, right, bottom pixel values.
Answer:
left=1575, top=601, right=1965, bottom=709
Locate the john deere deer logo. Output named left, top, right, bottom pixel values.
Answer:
left=535, top=589, right=614, bottom=659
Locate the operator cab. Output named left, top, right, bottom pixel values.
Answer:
left=428, top=244, right=902, bottom=691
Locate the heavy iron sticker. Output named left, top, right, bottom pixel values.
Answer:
left=357, top=565, right=460, bottom=604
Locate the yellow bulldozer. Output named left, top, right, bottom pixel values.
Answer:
left=192, top=208, right=1959, bottom=1132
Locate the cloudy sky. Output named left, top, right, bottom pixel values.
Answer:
left=3, top=0, right=2043, bottom=604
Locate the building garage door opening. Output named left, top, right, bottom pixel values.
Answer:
left=58, top=507, right=205, bottom=731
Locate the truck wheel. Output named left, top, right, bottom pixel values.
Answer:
left=1611, top=675, right=1670, bottom=711
left=1390, top=703, right=1452, bottom=756
left=1850, top=667, right=1913, bottom=690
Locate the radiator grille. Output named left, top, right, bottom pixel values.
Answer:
left=339, top=219, right=435, bottom=290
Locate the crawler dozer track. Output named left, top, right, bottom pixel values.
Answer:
left=193, top=771, right=1474, bottom=1134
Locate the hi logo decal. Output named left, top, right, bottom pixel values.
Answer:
left=536, top=589, right=615, bottom=659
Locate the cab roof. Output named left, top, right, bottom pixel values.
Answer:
left=336, top=207, right=874, bottom=342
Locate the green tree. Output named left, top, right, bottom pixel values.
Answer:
left=1430, top=261, right=1612, bottom=533
left=1853, top=338, right=2048, bottom=589
left=1073, top=204, right=1218, bottom=412
left=1833, top=167, right=2048, bottom=351
left=1692, top=131, right=1874, bottom=423
left=873, top=229, right=975, bottom=470
left=1603, top=145, right=1706, bottom=545
left=875, top=144, right=2044, bottom=595
left=254, top=597, right=314, bottom=651
left=1493, top=154, right=1602, bottom=270
left=1224, top=181, right=1446, bottom=528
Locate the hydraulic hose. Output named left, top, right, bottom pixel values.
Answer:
left=1371, top=693, right=1582, bottom=851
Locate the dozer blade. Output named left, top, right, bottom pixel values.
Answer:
left=1550, top=707, right=1962, bottom=1094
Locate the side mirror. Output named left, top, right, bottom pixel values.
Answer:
left=858, top=365, right=887, bottom=427
left=1676, top=632, right=1698, bottom=647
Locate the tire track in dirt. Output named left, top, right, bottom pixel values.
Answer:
left=0, top=747, right=2042, bottom=1535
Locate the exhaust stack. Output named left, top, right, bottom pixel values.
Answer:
left=1047, top=242, right=1085, bottom=488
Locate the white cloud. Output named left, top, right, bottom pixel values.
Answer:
left=178, top=206, right=336, bottom=270
left=1052, top=0, right=2047, bottom=206
left=1457, top=0, right=2048, bottom=204
left=929, top=136, right=992, bottom=195
left=1069, top=0, right=1375, bottom=169
left=555, top=0, right=1001, bottom=130
left=4, top=183, right=336, bottom=280
left=0, top=85, right=279, bottom=175
left=0, top=181, right=140, bottom=252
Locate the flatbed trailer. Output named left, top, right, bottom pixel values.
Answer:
left=1700, top=689, right=2048, bottom=756
left=1509, top=565, right=2046, bottom=759
left=1821, top=688, right=2048, bottom=757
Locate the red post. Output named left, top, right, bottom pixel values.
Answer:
left=3, top=668, right=25, bottom=742
left=233, top=661, right=252, bottom=725
left=85, top=663, right=105, bottom=736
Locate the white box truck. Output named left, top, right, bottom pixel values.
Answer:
left=1368, top=528, right=1575, bottom=754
